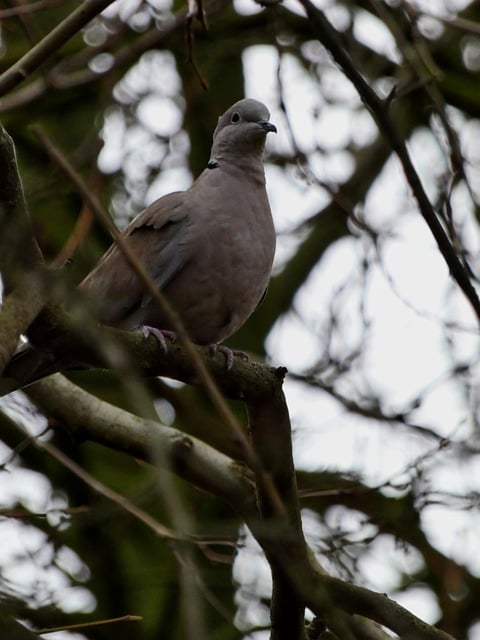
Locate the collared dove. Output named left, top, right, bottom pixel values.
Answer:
left=1, top=98, right=276, bottom=392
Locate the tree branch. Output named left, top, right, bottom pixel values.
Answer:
left=23, top=374, right=257, bottom=516
left=249, top=390, right=308, bottom=640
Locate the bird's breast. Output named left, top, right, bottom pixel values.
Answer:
left=158, top=174, right=275, bottom=344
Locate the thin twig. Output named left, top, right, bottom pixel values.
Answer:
left=0, top=0, right=230, bottom=113
left=0, top=0, right=65, bottom=19
left=297, top=0, right=480, bottom=325
left=409, top=4, right=480, bottom=38
left=2, top=398, right=242, bottom=631
left=50, top=202, right=94, bottom=268
left=34, top=614, right=142, bottom=634
left=185, top=16, right=209, bottom=90
left=37, top=437, right=184, bottom=542
left=0, top=0, right=118, bottom=97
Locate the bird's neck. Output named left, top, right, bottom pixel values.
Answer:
left=208, top=152, right=266, bottom=185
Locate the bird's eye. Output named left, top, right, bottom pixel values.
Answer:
left=231, top=112, right=241, bottom=123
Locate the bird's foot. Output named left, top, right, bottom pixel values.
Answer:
left=141, top=327, right=177, bottom=353
left=209, top=344, right=249, bottom=371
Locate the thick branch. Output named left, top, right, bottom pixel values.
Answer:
left=0, top=301, right=287, bottom=397
left=249, top=392, right=308, bottom=640
left=321, top=575, right=455, bottom=640
left=25, top=374, right=256, bottom=515
left=248, top=522, right=455, bottom=640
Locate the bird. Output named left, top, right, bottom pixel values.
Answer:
left=0, top=98, right=277, bottom=393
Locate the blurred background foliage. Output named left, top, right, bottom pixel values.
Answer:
left=1, top=0, right=480, bottom=638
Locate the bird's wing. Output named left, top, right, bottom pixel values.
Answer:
left=79, top=192, right=190, bottom=326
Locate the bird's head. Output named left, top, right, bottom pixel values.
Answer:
left=211, top=98, right=277, bottom=159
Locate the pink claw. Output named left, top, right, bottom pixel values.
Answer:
left=209, top=344, right=249, bottom=370
left=141, top=327, right=177, bottom=353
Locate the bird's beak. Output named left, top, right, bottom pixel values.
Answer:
left=258, top=120, right=277, bottom=133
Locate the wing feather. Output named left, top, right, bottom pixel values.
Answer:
left=79, top=192, right=189, bottom=327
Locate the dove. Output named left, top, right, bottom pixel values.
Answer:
left=0, top=98, right=277, bottom=393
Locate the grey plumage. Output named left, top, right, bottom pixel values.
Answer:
left=1, top=98, right=276, bottom=392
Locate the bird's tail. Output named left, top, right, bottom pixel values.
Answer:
left=0, top=344, right=65, bottom=397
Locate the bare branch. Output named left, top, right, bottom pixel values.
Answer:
left=24, top=373, right=257, bottom=517
left=249, top=391, right=308, bottom=640
left=0, top=0, right=230, bottom=114
left=297, top=0, right=480, bottom=324
left=34, top=615, right=142, bottom=635
left=0, top=0, right=118, bottom=97
left=0, top=0, right=65, bottom=19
